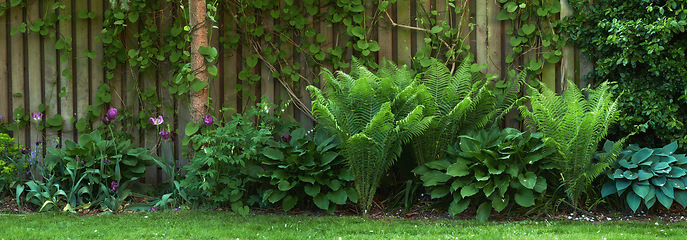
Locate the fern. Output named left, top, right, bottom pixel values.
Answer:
left=410, top=57, right=524, bottom=164
left=519, top=80, right=622, bottom=208
left=307, top=61, right=433, bottom=214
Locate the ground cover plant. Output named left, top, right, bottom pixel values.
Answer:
left=1, top=211, right=686, bottom=239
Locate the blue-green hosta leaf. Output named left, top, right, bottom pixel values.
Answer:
left=661, top=184, right=675, bottom=199
left=674, top=154, right=687, bottom=165
left=533, top=177, right=547, bottom=193
left=618, top=159, right=638, bottom=169
left=518, top=172, right=537, bottom=189
left=327, top=188, right=348, bottom=205
left=304, top=183, right=321, bottom=197
left=313, top=193, right=329, bottom=210
left=430, top=186, right=450, bottom=199
left=668, top=178, right=686, bottom=190
left=632, top=183, right=650, bottom=198
left=448, top=199, right=470, bottom=217
left=514, top=188, right=535, bottom=207
left=631, top=148, right=654, bottom=165
left=491, top=194, right=509, bottom=212
left=651, top=176, right=667, bottom=187
left=421, top=170, right=452, bottom=186
left=638, top=170, right=653, bottom=181
left=674, top=190, right=687, bottom=208
left=613, top=169, right=625, bottom=179
left=623, top=170, right=638, bottom=180
left=645, top=194, right=657, bottom=209
left=446, top=163, right=470, bottom=177
left=460, top=183, right=479, bottom=198
left=627, top=191, right=642, bottom=212
left=668, top=167, right=686, bottom=178
left=656, top=190, right=673, bottom=209
left=282, top=195, right=298, bottom=211
left=601, top=181, right=618, bottom=197
left=474, top=170, right=490, bottom=181
left=616, top=179, right=632, bottom=191
left=476, top=202, right=492, bottom=222
left=660, top=156, right=677, bottom=165
left=660, top=142, right=678, bottom=155
left=653, top=162, right=670, bottom=171
left=426, top=159, right=452, bottom=170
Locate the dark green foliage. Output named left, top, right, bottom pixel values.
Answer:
left=259, top=127, right=356, bottom=213
left=414, top=127, right=554, bottom=221
left=43, top=130, right=158, bottom=210
left=564, top=0, right=687, bottom=150
left=307, top=60, right=433, bottom=214
left=410, top=57, right=525, bottom=164
left=519, top=80, right=624, bottom=208
left=600, top=141, right=687, bottom=212
left=181, top=102, right=278, bottom=215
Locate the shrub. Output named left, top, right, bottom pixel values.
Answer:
left=259, top=127, right=356, bottom=213
left=564, top=0, right=687, bottom=150
left=413, top=127, right=554, bottom=221
left=0, top=133, right=25, bottom=196
left=600, top=141, right=687, bottom=212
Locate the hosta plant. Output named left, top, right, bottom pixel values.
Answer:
left=413, top=127, right=554, bottom=221
left=307, top=59, right=433, bottom=214
left=600, top=141, right=687, bottom=212
left=259, top=127, right=356, bottom=213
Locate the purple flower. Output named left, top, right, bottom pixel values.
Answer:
left=107, top=108, right=118, bottom=120
left=110, top=181, right=119, bottom=192
left=35, top=141, right=41, bottom=146
left=159, top=131, right=171, bottom=140
left=150, top=115, right=164, bottom=126
left=103, top=158, right=111, bottom=164
left=31, top=112, right=43, bottom=121
left=0, top=115, right=3, bottom=122
left=203, top=114, right=214, bottom=126
left=173, top=207, right=180, bottom=212
left=150, top=206, right=157, bottom=212
left=281, top=134, right=292, bottom=142
left=21, top=148, right=30, bottom=154
left=170, top=130, right=178, bottom=143
left=102, top=116, right=111, bottom=125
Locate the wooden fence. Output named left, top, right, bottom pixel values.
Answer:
left=0, top=0, right=592, bottom=183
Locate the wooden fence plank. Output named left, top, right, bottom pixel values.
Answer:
left=396, top=0, right=412, bottom=67
left=58, top=0, right=74, bottom=145
left=0, top=8, right=8, bottom=130
left=10, top=6, right=27, bottom=146
left=75, top=0, right=89, bottom=136
left=486, top=0, right=501, bottom=78
left=28, top=1, right=42, bottom=149
left=42, top=0, right=59, bottom=148
left=474, top=0, right=487, bottom=74
left=90, top=0, right=104, bottom=128
left=560, top=0, right=574, bottom=90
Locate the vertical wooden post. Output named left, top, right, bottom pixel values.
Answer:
left=189, top=0, right=208, bottom=123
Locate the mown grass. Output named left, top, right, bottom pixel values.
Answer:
left=1, top=211, right=685, bottom=239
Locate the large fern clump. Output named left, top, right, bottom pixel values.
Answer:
left=519, top=81, right=625, bottom=208
left=307, top=62, right=433, bottom=214
left=411, top=57, right=524, bottom=164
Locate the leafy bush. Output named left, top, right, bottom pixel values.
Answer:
left=259, top=127, right=357, bottom=213
left=0, top=133, right=25, bottom=196
left=181, top=101, right=281, bottom=215
left=413, top=128, right=554, bottom=221
left=43, top=130, right=157, bottom=210
left=410, top=57, right=524, bottom=164
left=564, top=0, right=687, bottom=150
left=519, top=80, right=625, bottom=208
left=307, top=60, right=433, bottom=214
left=600, top=141, right=687, bottom=212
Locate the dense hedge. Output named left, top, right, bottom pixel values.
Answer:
left=564, top=0, right=687, bottom=149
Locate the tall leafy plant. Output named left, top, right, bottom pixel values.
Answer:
left=307, top=62, right=433, bottom=214
left=519, top=80, right=625, bottom=208
left=410, top=57, right=524, bottom=164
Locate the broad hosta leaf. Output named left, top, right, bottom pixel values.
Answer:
left=518, top=172, right=537, bottom=189
left=616, top=179, right=632, bottom=191
left=638, top=170, right=653, bottom=181
left=632, top=183, right=650, bottom=198
left=476, top=202, right=492, bottom=222
left=430, top=186, right=450, bottom=199
left=278, top=180, right=296, bottom=191
left=668, top=178, right=686, bottom=190
left=313, top=193, right=329, bottom=210
left=304, top=184, right=321, bottom=197
left=446, top=163, right=470, bottom=177
left=448, top=199, right=470, bottom=216
left=492, top=195, right=509, bottom=212
left=656, top=190, right=673, bottom=209
left=631, top=148, right=654, bottom=164
left=533, top=177, right=547, bottom=193
left=474, top=170, right=490, bottom=181
left=460, top=183, right=479, bottom=198
left=661, top=185, right=675, bottom=199
left=651, top=176, right=667, bottom=187
left=653, top=162, right=670, bottom=171
left=426, top=160, right=452, bottom=170
left=262, top=147, right=284, bottom=160
left=268, top=190, right=286, bottom=203
left=601, top=181, right=617, bottom=197
left=660, top=142, right=678, bottom=155
left=618, top=159, right=638, bottom=169
left=675, top=154, right=687, bottom=165
left=514, top=188, right=535, bottom=207
left=668, top=167, right=686, bottom=178
left=421, top=170, right=452, bottom=186
left=613, top=169, right=624, bottom=179
left=627, top=191, right=642, bottom=212
left=282, top=195, right=298, bottom=211
left=623, top=170, right=638, bottom=180
left=327, top=188, right=348, bottom=205
left=674, top=190, right=687, bottom=208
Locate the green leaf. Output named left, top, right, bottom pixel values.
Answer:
left=475, top=202, right=492, bottom=222
left=460, top=183, right=479, bottom=198
left=282, top=195, right=298, bottom=211
left=521, top=24, right=536, bottom=35
left=421, top=170, right=451, bottom=186
left=448, top=199, right=470, bottom=216
left=268, top=190, right=286, bottom=203
left=327, top=188, right=348, bottom=205
left=514, top=188, right=535, bottom=207
left=627, top=191, right=642, bottom=212
left=616, top=179, right=632, bottom=191
left=304, top=184, right=321, bottom=197
left=631, top=148, right=653, bottom=164
left=208, top=65, right=218, bottom=77
left=262, top=147, right=284, bottom=160
left=185, top=122, right=200, bottom=136
left=313, top=193, right=329, bottom=210
left=632, top=183, right=650, bottom=198
left=446, top=163, right=469, bottom=177
left=674, top=190, right=687, bottom=208
left=656, top=190, right=673, bottom=209
left=430, top=186, right=450, bottom=199
left=661, top=142, right=678, bottom=155
left=430, top=26, right=442, bottom=34
left=518, top=172, right=537, bottom=189
left=492, top=195, right=509, bottom=212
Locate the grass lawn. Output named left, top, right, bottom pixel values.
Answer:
left=1, top=211, right=685, bottom=239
